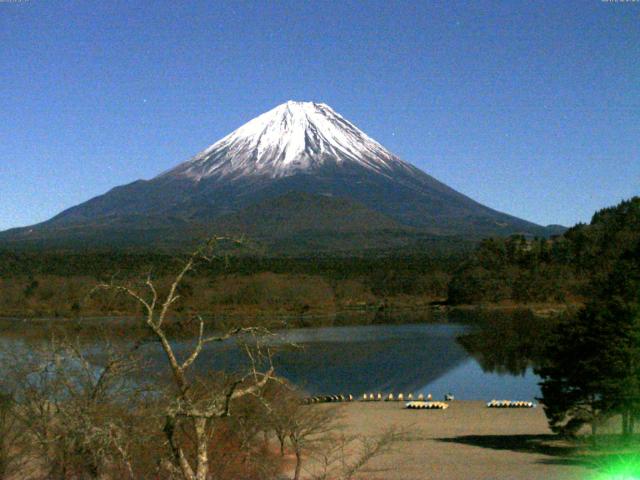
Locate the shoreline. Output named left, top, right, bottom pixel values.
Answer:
left=0, top=301, right=578, bottom=323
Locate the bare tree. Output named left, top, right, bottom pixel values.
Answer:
left=261, top=383, right=301, bottom=457
left=310, top=428, right=406, bottom=480
left=94, top=238, right=277, bottom=480
left=0, top=392, right=26, bottom=480
left=205, top=394, right=283, bottom=480
left=2, top=330, right=147, bottom=480
left=287, top=404, right=335, bottom=480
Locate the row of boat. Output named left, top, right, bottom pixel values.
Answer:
left=303, top=392, right=441, bottom=404
left=405, top=401, right=449, bottom=409
left=486, top=400, right=536, bottom=408
left=303, top=395, right=536, bottom=408
left=360, top=393, right=439, bottom=402
left=303, top=394, right=355, bottom=404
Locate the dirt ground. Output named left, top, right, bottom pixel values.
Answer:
left=318, top=401, right=594, bottom=480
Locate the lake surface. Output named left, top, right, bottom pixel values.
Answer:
left=153, top=318, right=543, bottom=401
left=1, top=310, right=545, bottom=401
left=267, top=323, right=541, bottom=400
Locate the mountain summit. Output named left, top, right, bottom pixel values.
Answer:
left=0, top=101, right=558, bottom=252
left=163, top=101, right=407, bottom=181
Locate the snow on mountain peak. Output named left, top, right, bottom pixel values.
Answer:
left=162, top=101, right=407, bottom=181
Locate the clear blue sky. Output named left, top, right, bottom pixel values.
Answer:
left=1, top=0, right=638, bottom=231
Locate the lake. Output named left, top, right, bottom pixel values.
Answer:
left=256, top=323, right=541, bottom=400
left=0, top=310, right=547, bottom=401
left=145, top=311, right=545, bottom=401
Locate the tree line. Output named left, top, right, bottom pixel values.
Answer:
left=448, top=197, right=640, bottom=305
left=0, top=197, right=637, bottom=321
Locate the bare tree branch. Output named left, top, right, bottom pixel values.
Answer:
left=88, top=236, right=279, bottom=480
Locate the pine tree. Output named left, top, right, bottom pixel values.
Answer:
left=536, top=240, right=640, bottom=438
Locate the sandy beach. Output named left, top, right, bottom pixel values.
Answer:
left=319, top=401, right=592, bottom=480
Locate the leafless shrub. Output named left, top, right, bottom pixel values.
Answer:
left=0, top=331, right=149, bottom=480
left=0, top=392, right=27, bottom=480
left=261, top=384, right=405, bottom=480
left=310, top=427, right=407, bottom=480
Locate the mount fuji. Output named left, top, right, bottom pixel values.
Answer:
left=0, top=101, right=561, bottom=253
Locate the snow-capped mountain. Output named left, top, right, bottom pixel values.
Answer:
left=0, top=101, right=558, bottom=252
left=162, top=101, right=409, bottom=181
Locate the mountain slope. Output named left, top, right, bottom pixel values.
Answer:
left=0, top=101, right=557, bottom=251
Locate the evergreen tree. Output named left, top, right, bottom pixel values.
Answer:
left=536, top=240, right=640, bottom=437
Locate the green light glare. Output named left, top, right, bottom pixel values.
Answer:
left=594, top=454, right=640, bottom=480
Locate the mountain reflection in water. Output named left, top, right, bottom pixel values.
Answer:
left=168, top=316, right=547, bottom=399
left=1, top=310, right=552, bottom=401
